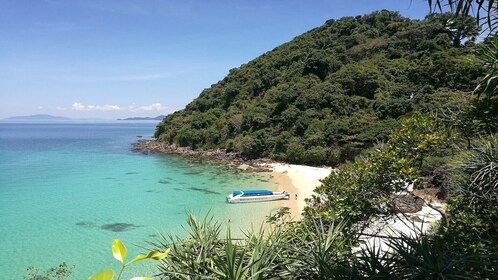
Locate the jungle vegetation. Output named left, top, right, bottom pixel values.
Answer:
left=155, top=10, right=483, bottom=166
left=23, top=5, right=498, bottom=280
left=149, top=9, right=497, bottom=280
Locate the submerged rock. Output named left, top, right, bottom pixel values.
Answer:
left=75, top=221, right=97, bottom=229
left=101, top=223, right=139, bottom=232
left=188, top=187, right=221, bottom=195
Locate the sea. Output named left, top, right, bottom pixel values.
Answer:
left=0, top=121, right=281, bottom=279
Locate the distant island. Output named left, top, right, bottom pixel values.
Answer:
left=4, top=114, right=71, bottom=121
left=118, top=115, right=165, bottom=121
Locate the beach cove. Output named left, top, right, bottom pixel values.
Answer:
left=0, top=122, right=320, bottom=279
left=132, top=140, right=334, bottom=220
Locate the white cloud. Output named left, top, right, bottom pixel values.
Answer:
left=71, top=102, right=86, bottom=111
left=65, top=102, right=174, bottom=116
left=127, top=102, right=173, bottom=114
left=139, top=103, right=163, bottom=111
left=71, top=102, right=122, bottom=111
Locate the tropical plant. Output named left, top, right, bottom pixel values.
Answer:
left=153, top=213, right=289, bottom=279
left=427, top=0, right=498, bottom=33
left=439, top=135, right=498, bottom=263
left=475, top=36, right=498, bottom=98
left=354, top=231, right=493, bottom=279
left=305, top=113, right=449, bottom=226
left=460, top=135, right=498, bottom=196
left=151, top=212, right=498, bottom=279
left=88, top=239, right=170, bottom=280
left=151, top=213, right=358, bottom=279
left=286, top=219, right=352, bottom=279
left=471, top=35, right=498, bottom=131
left=154, top=214, right=224, bottom=279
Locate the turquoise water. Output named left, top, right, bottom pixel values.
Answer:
left=0, top=122, right=281, bottom=279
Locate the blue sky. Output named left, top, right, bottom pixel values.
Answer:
left=0, top=0, right=430, bottom=119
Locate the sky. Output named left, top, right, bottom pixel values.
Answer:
left=0, top=0, right=431, bottom=119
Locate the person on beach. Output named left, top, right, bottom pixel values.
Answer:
left=295, top=194, right=298, bottom=200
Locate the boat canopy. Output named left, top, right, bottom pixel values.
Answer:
left=233, top=190, right=273, bottom=195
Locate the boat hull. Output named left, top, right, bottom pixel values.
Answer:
left=226, top=192, right=289, bottom=203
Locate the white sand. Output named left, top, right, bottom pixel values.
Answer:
left=267, top=163, right=333, bottom=219
left=359, top=202, right=444, bottom=252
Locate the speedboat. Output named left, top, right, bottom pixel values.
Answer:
left=226, top=189, right=290, bottom=203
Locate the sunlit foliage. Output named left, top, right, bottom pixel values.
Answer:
left=155, top=11, right=481, bottom=165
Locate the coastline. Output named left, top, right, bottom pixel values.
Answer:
left=132, top=140, right=272, bottom=169
left=132, top=140, right=334, bottom=220
left=132, top=139, right=442, bottom=241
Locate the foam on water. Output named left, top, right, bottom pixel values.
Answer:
left=0, top=122, right=280, bottom=279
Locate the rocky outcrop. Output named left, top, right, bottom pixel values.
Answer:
left=391, top=193, right=425, bottom=213
left=132, top=140, right=273, bottom=172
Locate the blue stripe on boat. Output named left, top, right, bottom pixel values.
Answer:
left=233, top=190, right=273, bottom=195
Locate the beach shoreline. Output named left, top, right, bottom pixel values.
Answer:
left=132, top=140, right=334, bottom=220
left=268, top=163, right=333, bottom=220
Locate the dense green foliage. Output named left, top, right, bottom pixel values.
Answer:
left=152, top=212, right=496, bottom=279
left=472, top=35, right=498, bottom=131
left=152, top=114, right=497, bottom=279
left=149, top=9, right=498, bottom=280
left=301, top=28, right=498, bottom=277
left=143, top=8, right=498, bottom=280
left=24, top=5, right=498, bottom=280
left=305, top=113, right=450, bottom=225
left=151, top=7, right=498, bottom=279
left=155, top=10, right=481, bottom=165
left=440, top=136, right=498, bottom=259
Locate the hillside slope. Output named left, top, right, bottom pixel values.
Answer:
left=155, top=10, right=480, bottom=165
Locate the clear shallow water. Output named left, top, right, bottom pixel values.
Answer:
left=0, top=122, right=280, bottom=279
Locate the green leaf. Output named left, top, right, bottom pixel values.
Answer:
left=112, top=239, right=127, bottom=263
left=88, top=269, right=114, bottom=280
left=126, top=248, right=171, bottom=265
left=129, top=278, right=153, bottom=280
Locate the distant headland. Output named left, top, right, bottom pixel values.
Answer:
left=117, top=115, right=165, bottom=121
left=4, top=114, right=71, bottom=121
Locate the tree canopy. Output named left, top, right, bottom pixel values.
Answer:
left=155, top=10, right=481, bottom=165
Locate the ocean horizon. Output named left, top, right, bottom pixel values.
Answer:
left=0, top=122, right=281, bottom=279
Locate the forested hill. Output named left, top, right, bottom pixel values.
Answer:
left=155, top=10, right=481, bottom=165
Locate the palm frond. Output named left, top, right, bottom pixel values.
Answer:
left=428, top=0, right=498, bottom=34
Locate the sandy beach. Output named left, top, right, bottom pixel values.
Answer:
left=268, top=163, right=333, bottom=219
